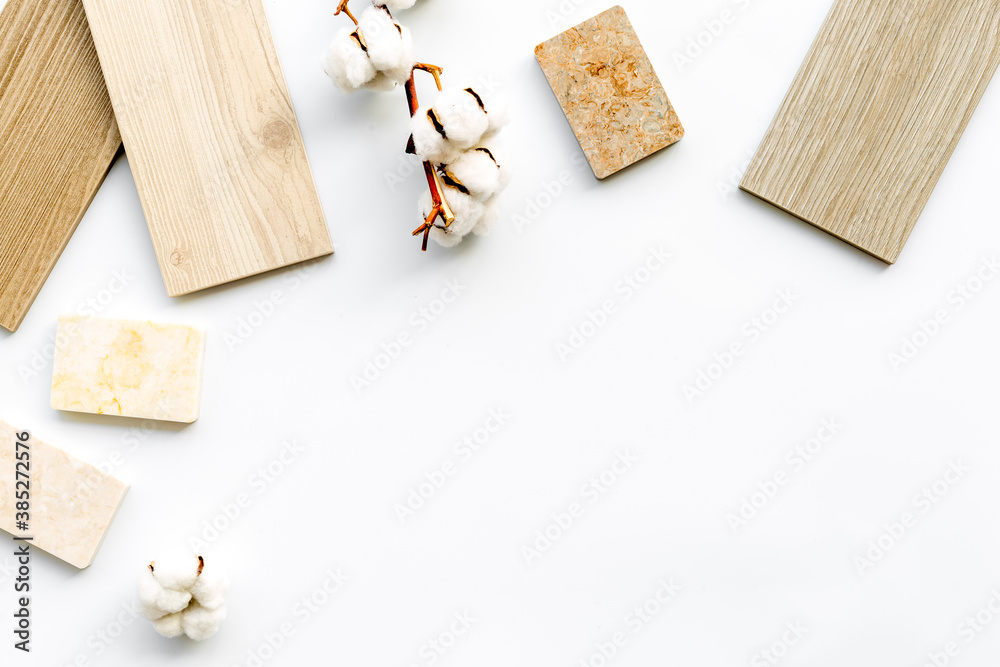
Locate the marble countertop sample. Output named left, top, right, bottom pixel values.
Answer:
left=51, top=316, right=206, bottom=423
left=535, top=5, right=684, bottom=179
left=0, top=421, right=129, bottom=569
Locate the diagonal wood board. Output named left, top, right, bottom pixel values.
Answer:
left=0, top=0, right=120, bottom=332
left=81, top=0, right=333, bottom=296
left=740, top=0, right=1000, bottom=264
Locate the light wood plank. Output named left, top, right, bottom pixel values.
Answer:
left=0, top=0, right=120, bottom=332
left=82, top=0, right=333, bottom=296
left=741, top=0, right=1000, bottom=264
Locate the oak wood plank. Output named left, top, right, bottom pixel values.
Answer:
left=741, top=0, right=1000, bottom=264
left=82, top=0, right=333, bottom=296
left=0, top=0, right=120, bottom=332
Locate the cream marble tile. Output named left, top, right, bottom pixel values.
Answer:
left=51, top=316, right=206, bottom=423
left=0, top=421, right=129, bottom=569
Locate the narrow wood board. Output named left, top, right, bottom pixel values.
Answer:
left=0, top=0, right=120, bottom=332
left=740, top=0, right=1000, bottom=264
left=81, top=0, right=333, bottom=296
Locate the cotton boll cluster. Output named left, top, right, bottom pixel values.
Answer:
left=138, top=552, right=229, bottom=641
left=325, top=6, right=414, bottom=93
left=411, top=87, right=511, bottom=247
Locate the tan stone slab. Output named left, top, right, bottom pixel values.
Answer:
left=535, top=5, right=684, bottom=179
left=0, top=421, right=129, bottom=569
left=51, top=316, right=206, bottom=423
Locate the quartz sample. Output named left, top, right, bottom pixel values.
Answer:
left=0, top=421, right=129, bottom=568
left=51, top=316, right=206, bottom=423
left=535, top=6, right=684, bottom=179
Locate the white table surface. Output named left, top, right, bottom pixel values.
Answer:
left=2, top=0, right=999, bottom=665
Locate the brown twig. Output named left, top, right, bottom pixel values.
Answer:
left=336, top=4, right=450, bottom=251
left=405, top=67, right=453, bottom=251
left=414, top=63, right=444, bottom=91
left=335, top=0, right=358, bottom=25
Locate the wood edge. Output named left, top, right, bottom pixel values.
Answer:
left=0, top=139, right=120, bottom=335
left=165, top=247, right=336, bottom=298
left=738, top=182, right=897, bottom=265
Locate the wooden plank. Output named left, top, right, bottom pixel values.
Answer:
left=0, top=421, right=129, bottom=569
left=81, top=0, right=333, bottom=296
left=740, top=0, right=1000, bottom=264
left=0, top=0, right=120, bottom=332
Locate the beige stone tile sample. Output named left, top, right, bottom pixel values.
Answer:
left=535, top=5, right=684, bottom=179
left=51, top=316, right=206, bottom=423
left=0, top=421, right=129, bottom=569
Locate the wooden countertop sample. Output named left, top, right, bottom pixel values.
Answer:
left=0, top=0, right=120, bottom=332
left=741, top=0, right=1000, bottom=264
left=82, top=0, right=333, bottom=296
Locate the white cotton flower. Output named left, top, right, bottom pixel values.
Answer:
left=410, top=87, right=511, bottom=164
left=358, top=7, right=414, bottom=84
left=411, top=88, right=489, bottom=163
left=324, top=27, right=378, bottom=93
left=376, top=0, right=417, bottom=12
left=431, top=88, right=490, bottom=147
left=420, top=185, right=484, bottom=248
left=473, top=195, right=502, bottom=236
left=482, top=93, right=509, bottom=138
left=181, top=602, right=228, bottom=642
left=324, top=8, right=413, bottom=93
left=137, top=553, right=229, bottom=641
left=443, top=143, right=511, bottom=199
left=152, top=612, right=184, bottom=639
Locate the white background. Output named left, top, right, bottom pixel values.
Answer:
left=2, top=0, right=999, bottom=665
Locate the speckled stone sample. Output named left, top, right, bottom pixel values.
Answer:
left=51, top=316, right=206, bottom=423
left=0, top=421, right=129, bottom=568
left=535, top=6, right=684, bottom=179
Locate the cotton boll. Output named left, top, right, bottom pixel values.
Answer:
left=420, top=186, right=484, bottom=248
left=481, top=92, right=509, bottom=137
left=358, top=7, right=414, bottom=85
left=377, top=0, right=417, bottom=11
left=137, top=573, right=192, bottom=620
left=150, top=553, right=201, bottom=591
left=361, top=72, right=399, bottom=92
left=480, top=141, right=513, bottom=189
left=324, top=28, right=377, bottom=93
left=410, top=89, right=493, bottom=164
left=191, top=570, right=230, bottom=611
left=441, top=185, right=485, bottom=238
left=411, top=112, right=463, bottom=164
left=432, top=88, right=489, bottom=149
left=443, top=148, right=503, bottom=199
left=153, top=612, right=185, bottom=639
left=473, top=195, right=501, bottom=236
left=138, top=554, right=228, bottom=641
left=181, top=603, right=227, bottom=642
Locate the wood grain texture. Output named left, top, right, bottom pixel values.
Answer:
left=0, top=0, right=120, bottom=332
left=741, top=0, right=1000, bottom=264
left=82, top=0, right=332, bottom=296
